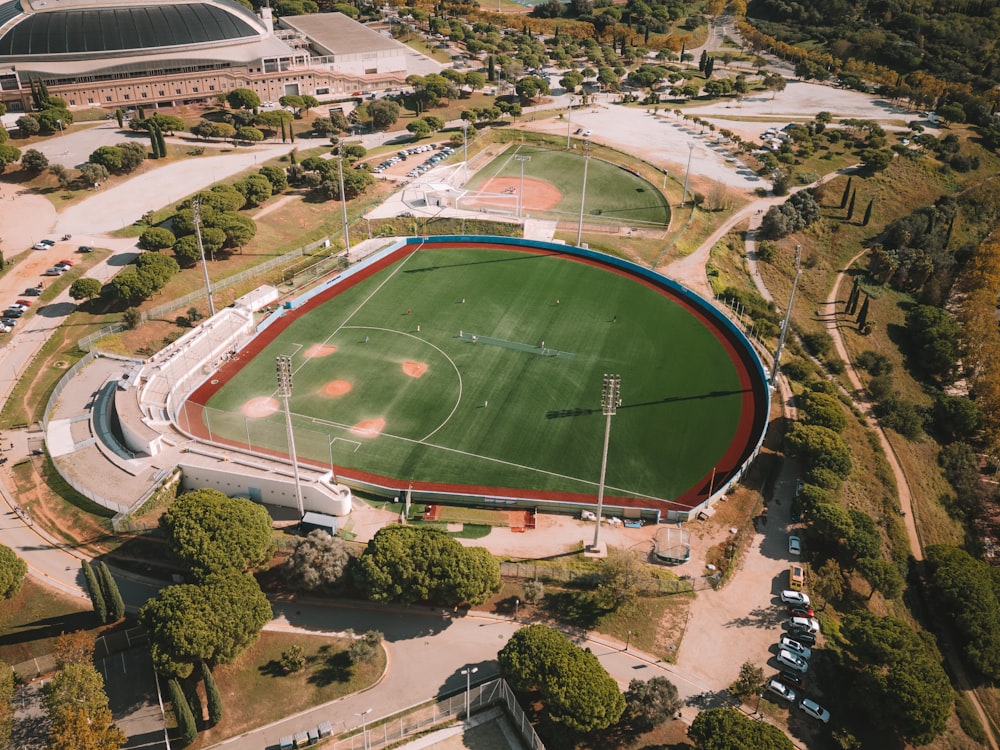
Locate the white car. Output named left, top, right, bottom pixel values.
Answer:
left=766, top=679, right=796, bottom=703
left=788, top=616, right=821, bottom=634
left=788, top=535, right=801, bottom=555
left=780, top=590, right=810, bottom=607
left=777, top=649, right=808, bottom=673
left=800, top=698, right=830, bottom=723
left=33, top=239, right=55, bottom=250
left=779, top=635, right=811, bottom=660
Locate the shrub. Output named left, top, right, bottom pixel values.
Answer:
left=168, top=678, right=198, bottom=746
left=201, top=662, right=223, bottom=727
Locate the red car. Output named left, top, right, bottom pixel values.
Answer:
left=58, top=259, right=74, bottom=266
left=788, top=606, right=815, bottom=618
left=15, top=299, right=33, bottom=306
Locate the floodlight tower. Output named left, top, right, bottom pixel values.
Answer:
left=680, top=141, right=695, bottom=208
left=770, top=244, right=802, bottom=385
left=192, top=198, right=216, bottom=316
left=276, top=355, right=305, bottom=516
left=514, top=154, right=531, bottom=217
left=461, top=121, right=470, bottom=184
left=337, top=142, right=352, bottom=260
left=576, top=138, right=592, bottom=247
left=591, top=373, right=621, bottom=551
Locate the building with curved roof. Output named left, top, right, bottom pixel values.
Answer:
left=0, top=0, right=408, bottom=111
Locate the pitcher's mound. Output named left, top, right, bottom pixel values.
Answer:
left=470, top=177, right=562, bottom=211
left=322, top=380, right=352, bottom=397
left=304, top=344, right=337, bottom=358
left=242, top=396, right=279, bottom=418
left=402, top=361, right=428, bottom=378
left=351, top=417, right=386, bottom=438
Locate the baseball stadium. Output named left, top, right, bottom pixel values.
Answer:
left=175, top=236, right=770, bottom=522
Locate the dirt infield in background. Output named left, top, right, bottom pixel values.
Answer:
left=466, top=177, right=561, bottom=211
left=322, top=380, right=352, bottom=397
left=402, top=360, right=428, bottom=378
left=351, top=417, right=386, bottom=438
left=304, top=344, right=337, bottom=358
left=241, top=396, right=279, bottom=418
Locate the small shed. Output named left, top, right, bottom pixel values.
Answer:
left=300, top=511, right=339, bottom=537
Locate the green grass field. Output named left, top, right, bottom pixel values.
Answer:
left=466, top=145, right=671, bottom=226
left=197, top=244, right=748, bottom=504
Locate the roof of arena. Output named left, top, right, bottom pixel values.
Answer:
left=0, top=0, right=266, bottom=57
left=278, top=12, right=399, bottom=56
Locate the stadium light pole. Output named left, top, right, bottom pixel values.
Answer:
left=337, top=143, right=352, bottom=260
left=276, top=356, right=305, bottom=517
left=565, top=98, right=573, bottom=149
left=591, top=373, right=621, bottom=551
left=192, top=198, right=216, bottom=317
left=461, top=120, right=471, bottom=185
left=461, top=667, right=479, bottom=724
left=770, top=244, right=801, bottom=385
left=515, top=154, right=531, bottom=217
left=680, top=141, right=695, bottom=207
left=576, top=138, right=591, bottom=247
left=356, top=708, right=372, bottom=750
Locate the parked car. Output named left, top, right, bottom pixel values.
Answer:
left=7, top=303, right=28, bottom=312
left=0, top=318, right=17, bottom=327
left=77, top=245, right=94, bottom=253
left=766, top=679, right=796, bottom=703
left=790, top=499, right=802, bottom=522
left=800, top=698, right=830, bottom=723
left=788, top=534, right=801, bottom=555
left=15, top=299, right=33, bottom=306
left=792, top=631, right=817, bottom=646
left=33, top=239, right=55, bottom=250
left=780, top=590, right=810, bottom=607
left=777, top=649, right=808, bottom=673
left=788, top=616, right=821, bottom=635
left=779, top=670, right=807, bottom=689
left=788, top=606, right=814, bottom=618
left=22, top=288, right=42, bottom=296
left=57, top=259, right=74, bottom=266
left=42, top=268, right=63, bottom=276
left=2, top=308, right=23, bottom=318
left=779, top=635, right=812, bottom=660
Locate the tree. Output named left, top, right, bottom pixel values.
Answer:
left=226, top=88, right=261, bottom=110
left=689, top=707, right=793, bottom=749
left=201, top=661, right=223, bottom=727
left=0, top=544, right=25, bottom=600
left=16, top=114, right=40, bottom=136
left=499, top=625, right=625, bottom=733
left=234, top=174, right=273, bottom=207
left=160, top=489, right=275, bottom=580
left=122, top=307, right=141, bottom=330
left=21, top=148, right=49, bottom=173
left=348, top=630, right=383, bottom=665
left=406, top=119, right=432, bottom=139
left=81, top=560, right=107, bottom=622
left=841, top=612, right=951, bottom=744
left=258, top=165, right=288, bottom=193
left=622, top=676, right=680, bottom=731
left=45, top=663, right=111, bottom=726
left=96, top=562, right=125, bottom=622
left=857, top=557, right=904, bottom=600
left=515, top=75, right=550, bottom=102
left=369, top=99, right=401, bottom=131
left=906, top=305, right=959, bottom=379
left=47, top=705, right=127, bottom=750
left=598, top=549, right=652, bottom=607
left=68, top=277, right=102, bottom=304
left=54, top=631, right=95, bottom=669
left=729, top=660, right=766, bottom=700
left=89, top=145, right=124, bottom=173
left=135, top=252, right=179, bottom=293
left=355, top=526, right=501, bottom=606
left=784, top=423, right=852, bottom=477
left=78, top=162, right=109, bottom=187
left=216, top=213, right=257, bottom=250
left=235, top=126, right=264, bottom=144
left=284, top=529, right=351, bottom=591
left=280, top=645, right=306, bottom=673
left=800, top=390, right=847, bottom=432
left=167, top=678, right=198, bottom=746
left=812, top=558, right=844, bottom=607
left=140, top=572, right=271, bottom=679
left=138, top=227, right=176, bottom=252
left=0, top=662, right=12, bottom=750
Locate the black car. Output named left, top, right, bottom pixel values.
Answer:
left=780, top=670, right=807, bottom=689
left=22, top=287, right=42, bottom=296
left=1, top=318, right=17, bottom=327
left=790, top=499, right=802, bottom=523
left=791, top=631, right=817, bottom=646
left=77, top=245, right=94, bottom=253
left=2, top=309, right=23, bottom=318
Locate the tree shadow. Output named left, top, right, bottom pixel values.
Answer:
left=306, top=647, right=353, bottom=687
left=541, top=591, right=613, bottom=630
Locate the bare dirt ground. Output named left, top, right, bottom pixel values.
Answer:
left=464, top=177, right=562, bottom=211
left=0, top=189, right=61, bottom=302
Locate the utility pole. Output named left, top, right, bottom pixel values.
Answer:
left=591, top=373, right=621, bottom=551
left=681, top=141, right=695, bottom=207
left=514, top=154, right=531, bottom=217
left=192, top=198, right=216, bottom=316
left=337, top=142, right=352, bottom=259
left=576, top=138, right=591, bottom=247
left=276, top=356, right=304, bottom=516
left=770, top=244, right=801, bottom=384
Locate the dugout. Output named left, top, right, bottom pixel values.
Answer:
left=300, top=511, right=339, bottom=536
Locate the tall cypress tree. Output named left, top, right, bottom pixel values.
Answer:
left=488, top=55, right=496, bottom=82
left=847, top=189, right=857, bottom=220
left=201, top=662, right=223, bottom=727
left=96, top=562, right=125, bottom=622
left=81, top=561, right=107, bottom=623
left=840, top=176, right=853, bottom=208
left=38, top=78, right=50, bottom=107
left=115, top=108, right=124, bottom=128
left=705, top=57, right=715, bottom=78
left=699, top=50, right=708, bottom=72
left=156, top=124, right=167, bottom=157
left=168, top=679, right=198, bottom=746
left=289, top=123, right=295, bottom=143
left=862, top=199, right=874, bottom=226
left=857, top=294, right=870, bottom=330
left=148, top=125, right=160, bottom=159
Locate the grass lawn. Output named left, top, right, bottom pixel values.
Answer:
left=192, top=630, right=386, bottom=747
left=466, top=144, right=671, bottom=226
left=0, top=577, right=95, bottom=666
left=195, top=244, right=761, bottom=505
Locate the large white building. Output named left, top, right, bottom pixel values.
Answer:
left=0, top=0, right=409, bottom=111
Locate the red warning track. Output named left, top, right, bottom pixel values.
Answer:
left=184, top=240, right=769, bottom=516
